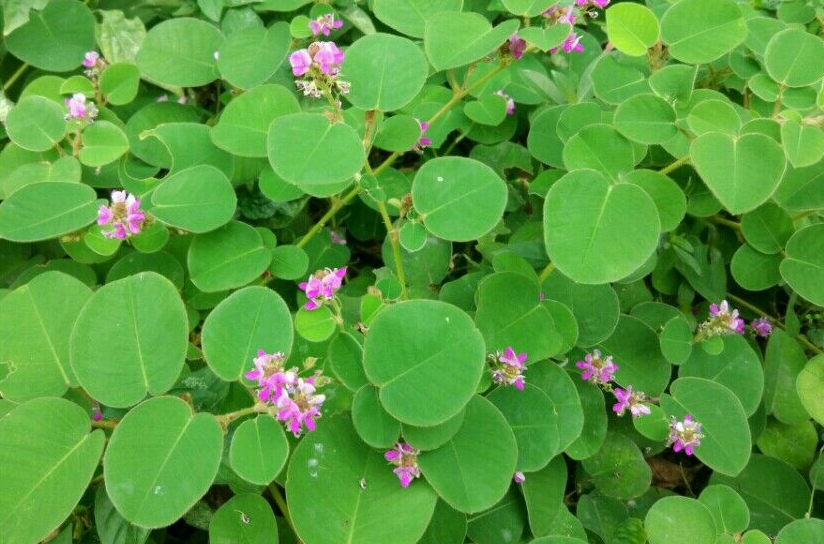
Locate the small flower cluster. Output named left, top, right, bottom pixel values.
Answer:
left=65, top=93, right=98, bottom=123
left=696, top=300, right=745, bottom=341
left=81, top=50, right=106, bottom=78
left=495, top=90, right=516, bottom=115
left=667, top=414, right=704, bottom=456
left=542, top=5, right=584, bottom=54
left=245, top=350, right=326, bottom=437
left=289, top=41, right=349, bottom=99
left=97, top=190, right=146, bottom=239
left=750, top=316, right=773, bottom=338
left=575, top=350, right=651, bottom=419
left=298, top=267, right=346, bottom=310
left=309, top=13, right=343, bottom=36
left=413, top=119, right=431, bottom=153
left=508, top=34, right=526, bottom=60
left=489, top=346, right=527, bottom=390
left=385, top=442, right=422, bottom=488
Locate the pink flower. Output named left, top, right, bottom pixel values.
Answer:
left=577, top=0, right=610, bottom=7
left=495, top=90, right=516, bottom=115
left=276, top=378, right=326, bottom=437
left=298, top=267, right=346, bottom=310
left=91, top=402, right=103, bottom=421
left=491, top=347, right=527, bottom=390
left=82, top=51, right=99, bottom=68
left=64, top=93, right=98, bottom=122
left=575, top=349, right=617, bottom=385
left=551, top=32, right=584, bottom=54
left=612, top=386, right=651, bottom=418
left=385, top=442, right=421, bottom=488
left=697, top=300, right=745, bottom=341
left=751, top=317, right=773, bottom=338
left=667, top=414, right=703, bottom=456
left=313, top=41, right=345, bottom=75
left=309, top=13, right=344, bottom=36
left=244, top=350, right=295, bottom=403
left=513, top=471, right=526, bottom=484
left=508, top=33, right=526, bottom=60
left=413, top=119, right=431, bottom=153
left=289, top=49, right=313, bottom=77
left=330, top=230, right=347, bottom=245
left=97, top=190, right=145, bottom=239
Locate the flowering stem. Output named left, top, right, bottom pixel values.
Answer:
left=2, top=62, right=29, bottom=91
left=376, top=200, right=408, bottom=300
left=538, top=262, right=555, bottom=283
left=659, top=154, right=690, bottom=175
left=726, top=292, right=823, bottom=354
left=296, top=185, right=362, bottom=248
left=215, top=404, right=265, bottom=427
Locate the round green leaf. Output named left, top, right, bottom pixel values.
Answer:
left=373, top=0, right=462, bottom=38
left=741, top=202, right=794, bottom=255
left=542, top=271, right=620, bottom=347
left=136, top=18, right=223, bottom=87
left=661, top=377, right=752, bottom=476
left=144, top=122, right=234, bottom=178
left=0, top=182, right=98, bottom=242
left=201, top=286, right=293, bottom=381
left=464, top=94, right=508, bottom=126
left=797, top=353, right=824, bottom=425
left=582, top=432, right=652, bottom=500
left=659, top=315, right=693, bottom=365
left=345, top=33, right=428, bottom=111
left=217, top=23, right=289, bottom=89
left=686, top=99, right=740, bottom=136
left=781, top=224, right=824, bottom=306
left=399, top=221, right=428, bottom=252
left=5, top=0, right=95, bottom=72
left=764, top=330, right=809, bottom=425
left=518, top=24, right=571, bottom=52
left=99, top=63, right=140, bottom=105
left=424, top=12, right=520, bottom=71
left=402, top=409, right=466, bottom=452
left=352, top=385, right=401, bottom=448
left=0, top=272, right=91, bottom=401
left=417, top=500, right=467, bottom=544
left=188, top=221, right=271, bottom=292
left=487, top=384, right=558, bottom=472
left=70, top=272, right=188, bottom=408
left=5, top=96, right=66, bottom=152
left=126, top=103, right=201, bottom=168
left=645, top=496, right=717, bottom=544
left=781, top=119, right=824, bottom=168
left=591, top=56, right=651, bottom=105
left=731, top=245, right=783, bottom=291
left=776, top=519, right=824, bottom=544
left=269, top=245, right=310, bottom=280
left=327, top=332, right=367, bottom=391
left=104, top=396, right=223, bottom=528
left=79, top=121, right=129, bottom=167
left=150, top=165, right=237, bottom=233
left=765, top=29, right=824, bottom=88
left=294, top=306, right=337, bottom=343
left=698, top=485, right=750, bottom=535
left=412, top=157, right=507, bottom=242
left=229, top=415, right=289, bottom=485
left=211, top=85, right=300, bottom=158
left=690, top=132, right=786, bottom=214
left=528, top=106, right=566, bottom=168
left=0, top=398, right=104, bottom=544
left=606, top=3, right=660, bottom=57
left=418, top=395, right=517, bottom=513
left=543, top=169, right=660, bottom=284
left=565, top=379, right=608, bottom=460
left=286, top=414, right=437, bottom=544
left=209, top=493, right=278, bottom=544
left=374, top=115, right=422, bottom=152
left=267, top=113, right=365, bottom=196
left=364, top=300, right=484, bottom=426
left=622, top=169, right=686, bottom=232
left=614, top=94, right=677, bottom=145
left=563, top=124, right=636, bottom=181
left=756, top=418, right=817, bottom=469
left=660, top=0, right=746, bottom=64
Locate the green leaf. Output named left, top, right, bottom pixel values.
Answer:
left=543, top=169, right=660, bottom=284
left=230, top=415, right=289, bottom=485
left=286, top=414, right=437, bottom=544
left=464, top=94, right=508, bottom=126
left=209, top=493, right=278, bottom=544
left=686, top=99, right=740, bottom=136
left=590, top=56, right=651, bottom=105
left=418, top=395, right=517, bottom=513
left=5, top=96, right=66, bottom=152
left=614, top=94, right=677, bottom=145
left=201, top=286, right=293, bottom=381
left=188, top=221, right=272, bottom=292
left=79, top=120, right=129, bottom=167
left=466, top=488, right=526, bottom=544
left=764, top=329, right=809, bottom=425
left=6, top=0, right=95, bottom=71
left=781, top=224, right=824, bottom=306
left=661, top=378, right=752, bottom=476
left=267, top=113, right=365, bottom=197
left=765, top=28, right=824, bottom=88
left=781, top=119, right=824, bottom=168
left=104, top=396, right=223, bottom=528
left=99, top=63, right=139, bottom=106
left=698, top=485, right=749, bottom=535
left=373, top=0, right=461, bottom=38
left=741, top=202, right=794, bottom=255
left=565, top=379, right=608, bottom=460
left=501, top=0, right=554, bottom=17
left=217, top=23, right=289, bottom=89
left=563, top=124, right=636, bottom=181
left=645, top=496, right=717, bottom=544
left=145, top=122, right=234, bottom=177
left=0, top=272, right=91, bottom=401
left=0, top=398, right=104, bottom=544
left=582, top=432, right=652, bottom=500
left=412, top=157, right=508, bottom=242
left=403, top=409, right=466, bottom=451
left=756, top=418, right=817, bottom=469
left=660, top=0, right=746, bottom=64
left=363, top=300, right=485, bottom=426
left=797, top=353, right=824, bottom=425
left=94, top=485, right=151, bottom=544
left=622, top=170, right=686, bottom=232
left=519, top=24, right=571, bottom=52
left=542, top=272, right=620, bottom=347
left=327, top=332, right=368, bottom=391
left=775, top=519, right=824, bottom=544
left=659, top=315, right=693, bottom=365
left=126, top=103, right=200, bottom=168
left=294, top=306, right=337, bottom=343
left=211, top=84, right=300, bottom=158
left=730, top=245, right=783, bottom=291
left=521, top=457, right=567, bottom=537
left=2, top=0, right=48, bottom=36
left=417, top=500, right=467, bottom=544
left=352, top=384, right=401, bottom=448
left=606, top=3, right=660, bottom=57
left=70, top=272, right=188, bottom=408
left=150, top=165, right=237, bottom=233
left=345, top=33, right=429, bottom=111
left=690, top=132, right=786, bottom=214
left=424, top=13, right=519, bottom=71
left=97, top=10, right=146, bottom=64
left=136, top=17, right=224, bottom=87
left=374, top=115, right=421, bottom=152
left=0, top=182, right=98, bottom=242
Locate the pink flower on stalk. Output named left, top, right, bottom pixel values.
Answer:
left=413, top=119, right=431, bottom=153
left=551, top=32, right=584, bottom=54
left=64, top=93, right=98, bottom=122
left=508, top=34, right=526, bottom=60
left=495, top=90, right=516, bottom=115
left=290, top=41, right=349, bottom=98
left=276, top=378, right=326, bottom=437
left=289, top=49, right=313, bottom=77
left=244, top=350, right=296, bottom=403
left=82, top=51, right=100, bottom=68
left=298, top=267, right=347, bottom=311
left=97, top=190, right=145, bottom=239
left=491, top=347, right=527, bottom=390
left=575, top=349, right=617, bottom=385
left=309, top=13, right=344, bottom=36
left=751, top=317, right=773, bottom=338
left=513, top=471, right=526, bottom=484
left=612, top=386, right=651, bottom=418
left=667, top=414, right=704, bottom=456
left=385, top=442, right=421, bottom=488
left=709, top=300, right=745, bottom=333
left=91, top=402, right=103, bottom=422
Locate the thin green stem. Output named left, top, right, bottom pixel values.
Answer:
left=659, top=155, right=690, bottom=175
left=215, top=404, right=264, bottom=427
left=708, top=215, right=741, bottom=231
left=91, top=419, right=118, bottom=430
left=792, top=209, right=819, bottom=221
left=296, top=185, right=363, bottom=248
left=2, top=62, right=29, bottom=91
left=806, top=444, right=824, bottom=517
left=268, top=483, right=296, bottom=533
left=377, top=201, right=408, bottom=300
left=538, top=262, right=555, bottom=283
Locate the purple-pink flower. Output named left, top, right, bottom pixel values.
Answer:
left=495, top=90, right=516, bottom=115
left=413, top=119, right=431, bottom=153
left=612, top=386, right=651, bottom=418
left=697, top=300, right=745, bottom=341
left=97, top=190, right=145, bottom=239
left=276, top=377, right=326, bottom=437
left=385, top=442, right=421, bottom=488
left=575, top=349, right=617, bottom=385
left=91, top=401, right=103, bottom=422
left=299, top=267, right=346, bottom=311
left=244, top=350, right=295, bottom=403
left=508, top=33, right=526, bottom=60
left=65, top=93, right=98, bottom=122
left=289, top=49, right=313, bottom=77
left=309, top=13, right=344, bottom=36
left=289, top=41, right=348, bottom=98
left=491, top=347, right=527, bottom=390
left=667, top=414, right=703, bottom=456
left=513, top=471, right=526, bottom=484
left=577, top=0, right=610, bottom=7
left=751, top=317, right=773, bottom=338
left=551, top=32, right=584, bottom=54
left=82, top=51, right=100, bottom=68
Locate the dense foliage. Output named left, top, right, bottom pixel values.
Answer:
left=2, top=0, right=824, bottom=543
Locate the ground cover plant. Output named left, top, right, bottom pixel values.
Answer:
left=2, top=0, right=824, bottom=543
